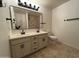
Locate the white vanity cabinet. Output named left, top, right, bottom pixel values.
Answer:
left=9, top=33, right=48, bottom=58
left=38, top=34, right=48, bottom=49
left=10, top=37, right=32, bottom=58
left=11, top=43, right=24, bottom=58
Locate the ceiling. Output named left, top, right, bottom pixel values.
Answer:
left=26, top=0, right=70, bottom=9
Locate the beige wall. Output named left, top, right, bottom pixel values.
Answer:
left=39, top=7, right=52, bottom=34
left=52, top=0, right=79, bottom=49
left=0, top=8, right=10, bottom=57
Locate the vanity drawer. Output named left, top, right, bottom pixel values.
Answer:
left=31, top=36, right=38, bottom=41
left=31, top=36, right=39, bottom=47
left=31, top=41, right=39, bottom=47
left=32, top=46, right=39, bottom=52
left=10, top=37, right=30, bottom=45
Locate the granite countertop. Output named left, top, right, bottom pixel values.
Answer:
left=9, top=29, right=48, bottom=40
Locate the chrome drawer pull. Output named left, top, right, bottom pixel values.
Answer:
left=33, top=42, right=37, bottom=44
left=34, top=48, right=37, bottom=50
left=20, top=44, right=24, bottom=49
left=43, top=38, right=45, bottom=41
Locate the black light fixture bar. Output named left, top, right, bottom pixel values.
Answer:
left=17, top=0, right=40, bottom=11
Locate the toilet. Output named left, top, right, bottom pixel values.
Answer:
left=49, top=36, right=57, bottom=40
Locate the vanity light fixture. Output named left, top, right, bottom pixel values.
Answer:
left=18, top=0, right=40, bottom=11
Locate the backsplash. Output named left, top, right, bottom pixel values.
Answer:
left=28, top=13, right=40, bottom=29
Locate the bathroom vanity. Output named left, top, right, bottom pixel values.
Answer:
left=9, top=5, right=48, bottom=58
left=9, top=30, right=48, bottom=58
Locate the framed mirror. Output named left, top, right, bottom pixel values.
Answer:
left=10, top=6, right=28, bottom=30
left=10, top=6, right=42, bottom=31
left=14, top=12, right=28, bottom=30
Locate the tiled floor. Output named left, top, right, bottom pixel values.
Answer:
left=27, top=40, right=79, bottom=58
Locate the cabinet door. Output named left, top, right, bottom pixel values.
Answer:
left=23, top=41, right=31, bottom=56
left=12, top=44, right=24, bottom=58
left=39, top=34, right=48, bottom=49
left=11, top=37, right=31, bottom=58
